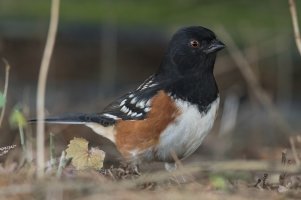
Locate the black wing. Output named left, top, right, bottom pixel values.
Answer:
left=101, top=75, right=161, bottom=120
left=30, top=75, right=165, bottom=126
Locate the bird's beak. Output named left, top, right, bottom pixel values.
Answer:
left=204, top=39, right=225, bottom=54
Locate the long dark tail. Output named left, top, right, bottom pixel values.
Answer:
left=28, top=113, right=116, bottom=126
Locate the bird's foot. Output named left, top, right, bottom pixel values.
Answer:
left=164, top=162, right=195, bottom=184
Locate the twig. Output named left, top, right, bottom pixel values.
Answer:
left=129, top=160, right=301, bottom=188
left=289, top=137, right=300, bottom=165
left=254, top=178, right=262, bottom=187
left=279, top=150, right=288, bottom=186
left=187, top=160, right=301, bottom=173
left=0, top=160, right=301, bottom=196
left=0, top=58, right=10, bottom=128
left=56, top=151, right=66, bottom=178
left=288, top=0, right=301, bottom=55
left=36, top=0, right=60, bottom=178
left=281, top=150, right=287, bottom=165
left=218, top=27, right=294, bottom=136
left=49, top=132, right=56, bottom=168
left=107, top=169, right=117, bottom=181
left=262, top=173, right=268, bottom=189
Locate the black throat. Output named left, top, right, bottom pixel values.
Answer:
left=156, top=54, right=219, bottom=113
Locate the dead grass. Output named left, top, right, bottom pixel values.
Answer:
left=1, top=147, right=301, bottom=200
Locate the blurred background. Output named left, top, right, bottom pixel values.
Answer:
left=0, top=0, right=300, bottom=167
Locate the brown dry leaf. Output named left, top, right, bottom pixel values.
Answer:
left=65, top=137, right=105, bottom=170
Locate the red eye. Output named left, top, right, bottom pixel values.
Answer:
left=190, top=40, right=200, bottom=48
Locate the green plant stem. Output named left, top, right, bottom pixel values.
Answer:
left=18, top=123, right=26, bottom=154
left=56, top=151, right=66, bottom=178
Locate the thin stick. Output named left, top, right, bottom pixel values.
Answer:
left=0, top=59, right=10, bottom=128
left=218, top=27, right=294, bottom=135
left=0, top=160, right=301, bottom=196
left=288, top=0, right=301, bottom=55
left=49, top=132, right=56, bottom=168
left=289, top=137, right=300, bottom=165
left=36, top=0, right=60, bottom=178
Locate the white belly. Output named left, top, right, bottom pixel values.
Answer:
left=155, top=97, right=220, bottom=161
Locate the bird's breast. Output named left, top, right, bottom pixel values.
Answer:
left=153, top=96, right=220, bottom=162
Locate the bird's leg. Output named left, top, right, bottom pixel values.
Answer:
left=164, top=162, right=188, bottom=183
left=165, top=162, right=181, bottom=184
left=132, top=164, right=141, bottom=175
left=123, top=159, right=141, bottom=176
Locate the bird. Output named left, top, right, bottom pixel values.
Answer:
left=31, top=26, right=225, bottom=171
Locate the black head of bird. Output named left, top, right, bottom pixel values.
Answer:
left=158, top=26, right=225, bottom=77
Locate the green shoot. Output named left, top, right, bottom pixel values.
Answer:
left=9, top=108, right=27, bottom=154
left=56, top=151, right=67, bottom=178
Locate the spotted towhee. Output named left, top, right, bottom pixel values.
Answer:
left=32, top=26, right=225, bottom=171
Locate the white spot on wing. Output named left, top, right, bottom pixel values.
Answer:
left=136, top=113, right=143, bottom=117
left=136, top=100, right=146, bottom=109
left=148, top=83, right=157, bottom=88
left=136, top=75, right=156, bottom=91
left=130, top=97, right=137, bottom=104
left=103, top=113, right=119, bottom=120
left=121, top=106, right=127, bottom=113
left=146, top=99, right=152, bottom=107
left=120, top=99, right=126, bottom=106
